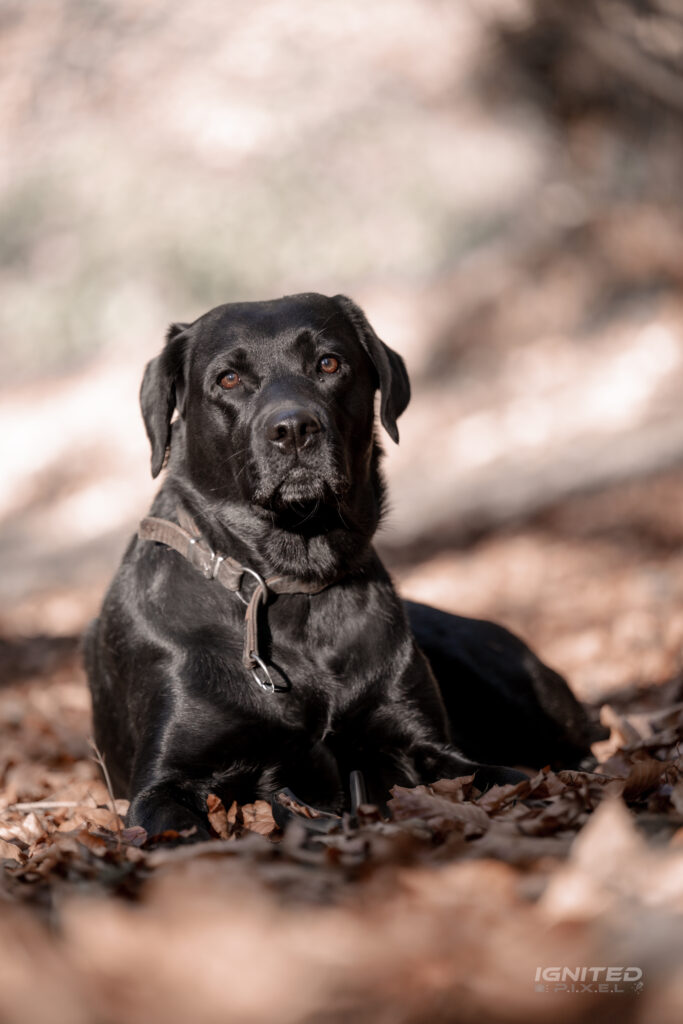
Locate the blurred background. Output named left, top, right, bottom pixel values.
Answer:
left=1, top=0, right=683, bottom=704
left=2, top=5, right=683, bottom=1023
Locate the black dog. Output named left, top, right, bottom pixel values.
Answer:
left=85, top=293, right=599, bottom=838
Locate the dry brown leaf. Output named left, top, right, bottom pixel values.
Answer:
left=30, top=850, right=63, bottom=878
left=57, top=806, right=123, bottom=832
left=597, top=749, right=638, bottom=777
left=669, top=781, right=683, bottom=816
left=558, top=769, right=612, bottom=786
left=226, top=800, right=239, bottom=827
left=45, top=779, right=111, bottom=808
left=121, top=825, right=147, bottom=847
left=475, top=777, right=531, bottom=813
left=69, top=828, right=110, bottom=857
left=241, top=800, right=278, bottom=838
left=600, top=704, right=649, bottom=747
left=430, top=775, right=476, bottom=802
left=21, top=810, right=49, bottom=842
left=0, top=810, right=54, bottom=846
left=0, top=837, right=23, bottom=862
left=388, top=785, right=490, bottom=835
left=274, top=792, right=326, bottom=820
left=469, top=820, right=574, bottom=864
left=532, top=769, right=566, bottom=797
left=622, top=757, right=671, bottom=800
left=206, top=794, right=231, bottom=839
left=514, top=795, right=586, bottom=836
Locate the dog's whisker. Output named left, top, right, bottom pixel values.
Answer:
left=212, top=446, right=251, bottom=470
left=295, top=500, right=320, bottom=527
left=334, top=494, right=350, bottom=531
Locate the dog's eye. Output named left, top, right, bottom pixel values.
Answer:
left=218, top=371, right=241, bottom=390
left=318, top=355, right=340, bottom=375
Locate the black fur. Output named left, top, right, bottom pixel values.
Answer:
left=85, top=293, right=596, bottom=838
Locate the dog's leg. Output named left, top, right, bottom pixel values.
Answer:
left=405, top=600, right=605, bottom=768
left=335, top=731, right=525, bottom=809
left=410, top=740, right=528, bottom=790
left=341, top=650, right=528, bottom=807
left=127, top=778, right=212, bottom=840
left=259, top=738, right=344, bottom=813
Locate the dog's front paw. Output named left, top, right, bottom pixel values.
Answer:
left=127, top=787, right=211, bottom=841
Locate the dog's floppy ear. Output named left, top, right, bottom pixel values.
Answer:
left=333, top=295, right=410, bottom=443
left=140, top=322, right=190, bottom=478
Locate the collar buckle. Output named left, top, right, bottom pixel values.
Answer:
left=187, top=537, right=223, bottom=580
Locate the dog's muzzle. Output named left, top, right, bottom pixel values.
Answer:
left=251, top=402, right=347, bottom=508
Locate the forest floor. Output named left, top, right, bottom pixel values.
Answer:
left=1, top=467, right=682, bottom=1024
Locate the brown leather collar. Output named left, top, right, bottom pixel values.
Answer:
left=138, top=508, right=335, bottom=694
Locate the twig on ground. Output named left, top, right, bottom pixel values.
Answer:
left=88, top=737, right=123, bottom=848
left=2, top=801, right=80, bottom=812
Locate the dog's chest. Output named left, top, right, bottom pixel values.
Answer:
left=262, top=585, right=399, bottom=712
left=179, top=569, right=406, bottom=738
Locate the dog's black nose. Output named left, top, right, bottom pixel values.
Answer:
left=265, top=407, right=322, bottom=453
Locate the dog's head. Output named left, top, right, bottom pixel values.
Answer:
left=140, top=293, right=410, bottom=521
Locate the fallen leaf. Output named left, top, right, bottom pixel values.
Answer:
left=430, top=775, right=476, bottom=802
left=207, top=794, right=231, bottom=839
left=0, top=837, right=23, bottom=862
left=241, top=801, right=278, bottom=838
left=601, top=704, right=648, bottom=746
left=121, top=826, right=147, bottom=847
left=475, top=778, right=531, bottom=813
left=622, top=757, right=671, bottom=800
left=669, top=782, right=683, bottom=816
left=57, top=806, right=123, bottom=832
left=388, top=786, right=490, bottom=835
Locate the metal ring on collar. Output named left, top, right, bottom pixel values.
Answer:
left=236, top=566, right=267, bottom=606
left=249, top=652, right=276, bottom=694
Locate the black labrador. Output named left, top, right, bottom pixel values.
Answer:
left=85, top=293, right=600, bottom=837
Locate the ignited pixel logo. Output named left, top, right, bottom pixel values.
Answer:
left=535, top=967, right=644, bottom=994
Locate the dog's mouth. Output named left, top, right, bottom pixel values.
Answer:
left=274, top=468, right=330, bottom=506
left=252, top=467, right=350, bottom=525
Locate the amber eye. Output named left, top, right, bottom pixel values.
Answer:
left=318, top=355, right=340, bottom=375
left=218, top=371, right=241, bottom=390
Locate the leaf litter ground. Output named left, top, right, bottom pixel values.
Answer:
left=0, top=645, right=682, bottom=1024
